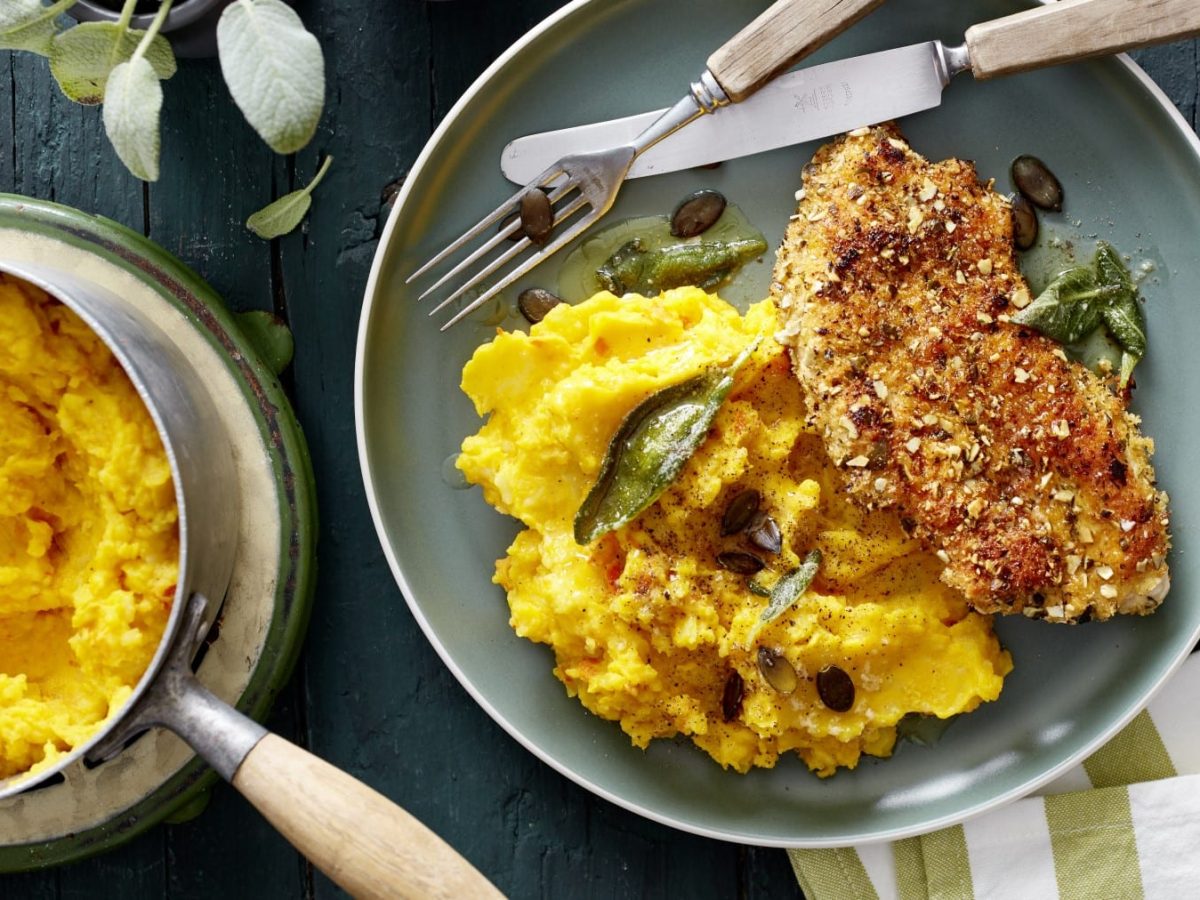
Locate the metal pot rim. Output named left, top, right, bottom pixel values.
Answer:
left=0, top=262, right=197, bottom=799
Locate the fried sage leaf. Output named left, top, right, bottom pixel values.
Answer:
left=1017, top=243, right=1147, bottom=387
left=597, top=236, right=767, bottom=296
left=746, top=549, right=821, bottom=645
left=1012, top=266, right=1114, bottom=344
left=896, top=712, right=957, bottom=746
left=574, top=342, right=757, bottom=545
left=1094, top=242, right=1146, bottom=388
left=1094, top=241, right=1135, bottom=300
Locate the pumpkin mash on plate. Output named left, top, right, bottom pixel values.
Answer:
left=458, top=287, right=1011, bottom=775
left=0, top=274, right=178, bottom=780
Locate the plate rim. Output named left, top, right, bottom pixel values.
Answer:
left=354, top=0, right=1200, bottom=847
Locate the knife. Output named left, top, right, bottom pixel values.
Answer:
left=502, top=0, right=1200, bottom=185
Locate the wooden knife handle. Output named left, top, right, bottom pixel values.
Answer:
left=967, top=0, right=1200, bottom=80
left=707, top=0, right=888, bottom=103
left=233, top=734, right=504, bottom=900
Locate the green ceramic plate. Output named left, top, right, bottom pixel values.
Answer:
left=357, top=0, right=1200, bottom=846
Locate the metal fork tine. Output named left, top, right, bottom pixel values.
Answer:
left=418, top=217, right=526, bottom=303
left=426, top=236, right=533, bottom=318
left=405, top=164, right=566, bottom=284
left=427, top=194, right=592, bottom=319
left=416, top=182, right=578, bottom=303
left=440, top=204, right=597, bottom=331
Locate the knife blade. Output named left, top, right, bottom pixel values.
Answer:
left=501, top=41, right=958, bottom=184
left=503, top=0, right=1200, bottom=185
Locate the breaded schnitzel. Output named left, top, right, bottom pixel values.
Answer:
left=771, top=125, right=1169, bottom=623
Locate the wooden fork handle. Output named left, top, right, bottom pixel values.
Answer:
left=967, top=0, right=1200, bottom=80
left=707, top=0, right=888, bottom=103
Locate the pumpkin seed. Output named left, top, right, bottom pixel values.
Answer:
left=574, top=342, right=757, bottom=544
left=503, top=187, right=551, bottom=241
left=671, top=189, right=727, bottom=238
left=721, top=488, right=760, bottom=536
left=721, top=669, right=745, bottom=721
left=1011, top=155, right=1063, bottom=212
left=500, top=211, right=522, bottom=241
left=746, top=513, right=782, bottom=555
left=1011, top=193, right=1038, bottom=250
left=756, top=647, right=798, bottom=695
left=520, top=188, right=554, bottom=245
left=717, top=550, right=766, bottom=575
left=816, top=665, right=855, bottom=712
left=517, top=288, right=562, bottom=324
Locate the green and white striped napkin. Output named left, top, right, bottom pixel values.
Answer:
left=789, top=654, right=1200, bottom=900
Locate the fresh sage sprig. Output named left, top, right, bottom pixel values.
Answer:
left=746, top=549, right=821, bottom=646
left=0, top=0, right=76, bottom=55
left=102, top=0, right=172, bottom=182
left=1013, top=241, right=1146, bottom=387
left=3, top=0, right=326, bottom=196
left=574, top=341, right=758, bottom=545
left=246, top=155, right=333, bottom=239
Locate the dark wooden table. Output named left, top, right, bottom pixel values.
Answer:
left=2, top=2, right=1197, bottom=897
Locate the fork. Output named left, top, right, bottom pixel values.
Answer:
left=408, top=0, right=889, bottom=330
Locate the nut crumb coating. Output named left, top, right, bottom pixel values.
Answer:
left=771, top=125, right=1170, bottom=623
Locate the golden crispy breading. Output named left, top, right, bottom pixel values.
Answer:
left=771, top=125, right=1170, bottom=623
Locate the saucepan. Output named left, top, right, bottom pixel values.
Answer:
left=0, top=262, right=501, bottom=900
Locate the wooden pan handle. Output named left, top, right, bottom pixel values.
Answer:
left=232, top=734, right=504, bottom=900
left=966, top=0, right=1200, bottom=80
left=707, top=0, right=888, bottom=103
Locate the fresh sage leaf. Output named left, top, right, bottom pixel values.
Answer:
left=236, top=310, right=294, bottom=375
left=246, top=155, right=333, bottom=239
left=49, top=21, right=177, bottom=104
left=102, top=55, right=163, bottom=181
left=747, top=549, right=821, bottom=645
left=574, top=342, right=758, bottom=545
left=217, top=0, right=325, bottom=154
left=1012, top=266, right=1115, bottom=344
left=0, top=0, right=76, bottom=55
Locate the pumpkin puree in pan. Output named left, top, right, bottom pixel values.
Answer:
left=0, top=274, right=178, bottom=780
left=458, top=288, right=1011, bottom=776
